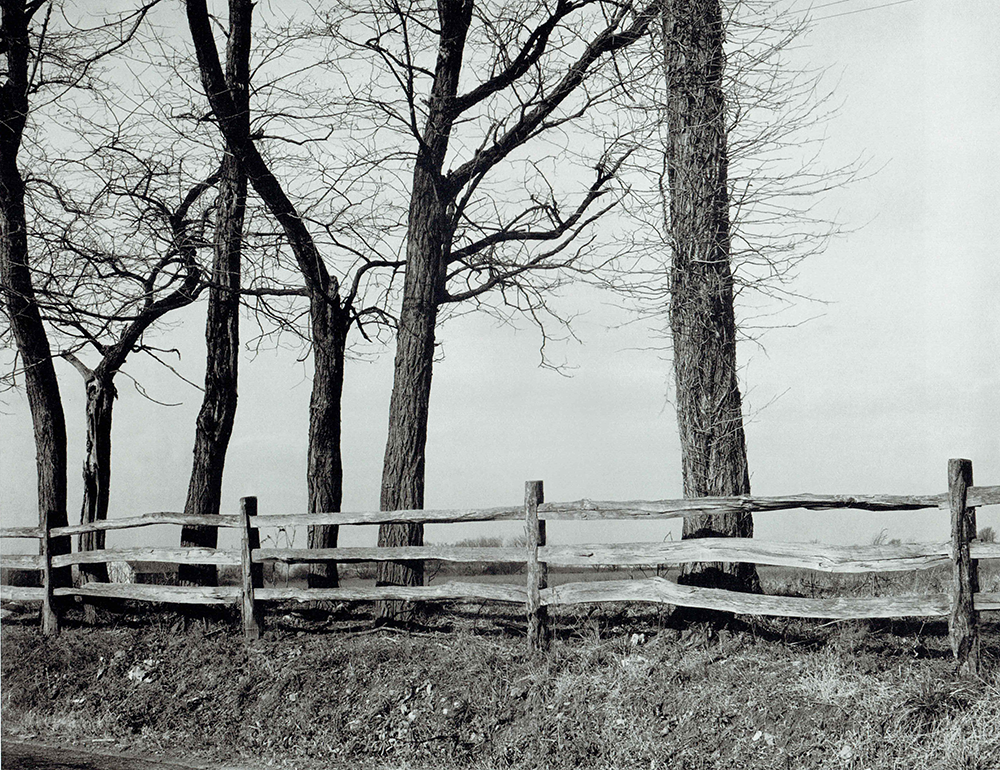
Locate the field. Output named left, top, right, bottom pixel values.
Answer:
left=3, top=564, right=1000, bottom=770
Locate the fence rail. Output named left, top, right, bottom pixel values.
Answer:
left=541, top=540, right=1000, bottom=571
left=57, top=583, right=242, bottom=604
left=543, top=579, right=1000, bottom=617
left=2, top=459, right=997, bottom=673
left=7, top=485, right=998, bottom=541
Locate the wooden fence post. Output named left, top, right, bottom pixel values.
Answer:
left=525, top=480, right=548, bottom=652
left=40, top=509, right=60, bottom=636
left=948, top=458, right=979, bottom=675
left=240, top=496, right=264, bottom=640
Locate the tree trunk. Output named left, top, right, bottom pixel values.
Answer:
left=375, top=0, right=472, bottom=620
left=664, top=0, right=760, bottom=593
left=0, top=149, right=72, bottom=589
left=178, top=154, right=243, bottom=585
left=306, top=295, right=348, bottom=588
left=185, top=0, right=360, bottom=594
left=76, top=371, right=114, bottom=622
left=78, top=374, right=115, bottom=584
left=375, top=172, right=445, bottom=590
left=0, top=0, right=71, bottom=589
left=179, top=0, right=250, bottom=587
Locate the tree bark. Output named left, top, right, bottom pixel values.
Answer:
left=0, top=0, right=71, bottom=588
left=78, top=374, right=115, bottom=584
left=178, top=153, right=243, bottom=586
left=375, top=174, right=444, bottom=590
left=664, top=0, right=760, bottom=593
left=70, top=365, right=115, bottom=623
left=375, top=0, right=473, bottom=618
left=179, top=0, right=251, bottom=587
left=306, top=295, right=348, bottom=588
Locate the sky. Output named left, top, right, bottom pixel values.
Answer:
left=1, top=0, right=997, bottom=554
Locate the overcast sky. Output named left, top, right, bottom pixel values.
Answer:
left=1, top=0, right=997, bottom=552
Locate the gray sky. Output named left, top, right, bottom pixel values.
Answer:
left=1, top=0, right=997, bottom=551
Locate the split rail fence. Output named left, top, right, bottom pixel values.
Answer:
left=2, top=458, right=999, bottom=671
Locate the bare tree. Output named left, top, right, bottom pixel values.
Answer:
left=184, top=0, right=405, bottom=588
left=178, top=0, right=250, bottom=587
left=0, top=0, right=71, bottom=588
left=36, top=149, right=217, bottom=587
left=186, top=0, right=670, bottom=610
left=295, top=0, right=666, bottom=615
left=662, top=0, right=759, bottom=593
left=2, top=0, right=162, bottom=595
left=613, top=0, right=855, bottom=592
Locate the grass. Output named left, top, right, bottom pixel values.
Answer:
left=3, top=596, right=1000, bottom=770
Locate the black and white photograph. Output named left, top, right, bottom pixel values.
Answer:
left=1, top=0, right=997, bottom=767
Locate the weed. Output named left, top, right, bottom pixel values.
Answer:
left=896, top=674, right=981, bottom=736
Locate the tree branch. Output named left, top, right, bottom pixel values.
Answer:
left=446, top=0, right=661, bottom=191
left=184, top=0, right=340, bottom=307
left=449, top=154, right=626, bottom=263
left=447, top=0, right=579, bottom=118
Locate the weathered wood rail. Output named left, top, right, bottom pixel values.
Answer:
left=2, top=459, right=998, bottom=672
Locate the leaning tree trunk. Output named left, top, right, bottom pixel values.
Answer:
left=0, top=148, right=72, bottom=589
left=375, top=0, right=471, bottom=620
left=0, top=0, right=71, bottom=594
left=179, top=0, right=250, bottom=587
left=665, top=0, right=760, bottom=593
left=78, top=374, right=115, bottom=585
left=306, top=295, right=348, bottom=588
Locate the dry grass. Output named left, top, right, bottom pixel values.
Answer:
left=2, top=598, right=1000, bottom=770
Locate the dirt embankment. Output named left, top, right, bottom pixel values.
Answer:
left=3, top=607, right=1000, bottom=770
